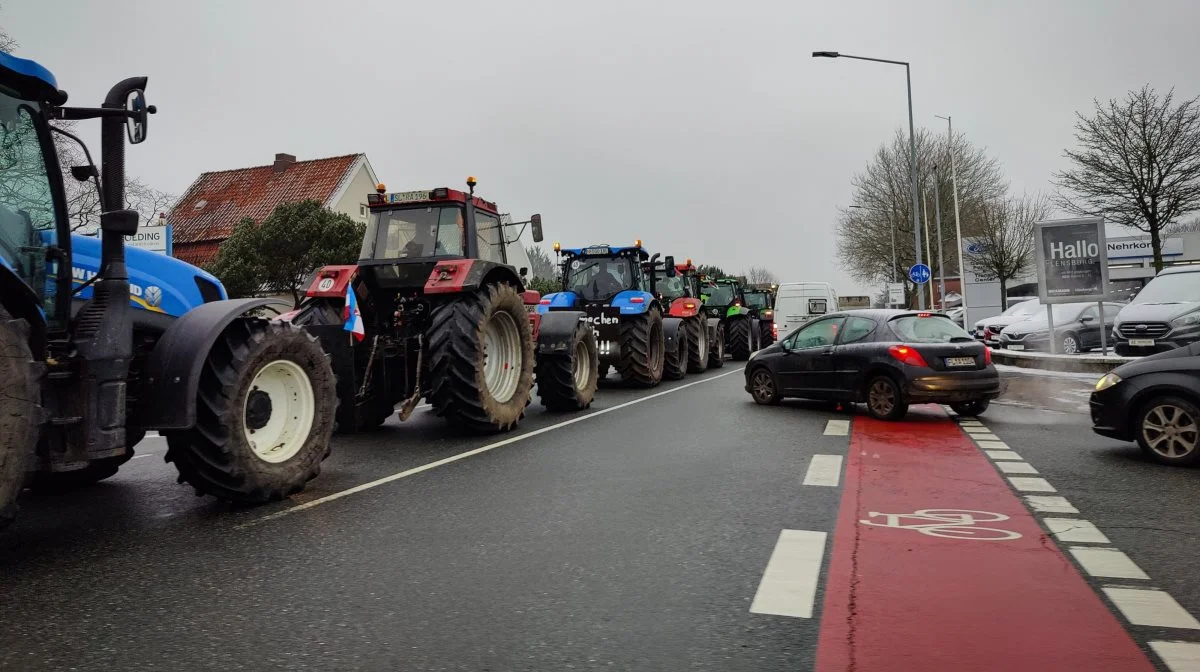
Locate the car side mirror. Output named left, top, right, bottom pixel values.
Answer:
left=101, top=208, right=139, bottom=235
left=1080, top=315, right=1095, bottom=324
left=530, top=214, right=543, bottom=243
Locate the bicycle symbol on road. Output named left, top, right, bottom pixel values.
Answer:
left=859, top=509, right=1022, bottom=541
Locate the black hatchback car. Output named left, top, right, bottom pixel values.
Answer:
left=743, top=310, right=1000, bottom=420
left=1090, top=342, right=1200, bottom=466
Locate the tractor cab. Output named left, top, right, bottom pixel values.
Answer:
left=700, top=277, right=747, bottom=319
left=699, top=277, right=762, bottom=360
left=551, top=242, right=655, bottom=304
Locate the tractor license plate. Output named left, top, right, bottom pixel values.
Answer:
left=945, top=356, right=976, bottom=368
left=584, top=246, right=611, bottom=255
left=1007, top=344, right=1025, bottom=351
left=1129, top=338, right=1155, bottom=347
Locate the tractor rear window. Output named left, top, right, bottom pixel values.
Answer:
left=703, top=285, right=734, bottom=306
left=566, top=256, right=637, bottom=301
left=744, top=292, right=769, bottom=309
left=888, top=315, right=974, bottom=343
left=656, top=272, right=687, bottom=300
left=363, top=206, right=465, bottom=260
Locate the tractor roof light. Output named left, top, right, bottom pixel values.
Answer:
left=634, top=239, right=642, bottom=247
left=685, top=258, right=692, bottom=266
left=553, top=242, right=561, bottom=252
left=466, top=176, right=477, bottom=187
left=375, top=183, right=386, bottom=193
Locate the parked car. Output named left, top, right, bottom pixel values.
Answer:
left=1112, top=266, right=1200, bottom=356
left=743, top=309, right=1000, bottom=420
left=773, top=282, right=839, bottom=336
left=998, top=302, right=1124, bottom=354
left=1090, top=342, right=1200, bottom=466
left=976, top=299, right=1042, bottom=346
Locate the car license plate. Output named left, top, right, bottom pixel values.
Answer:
left=946, top=356, right=976, bottom=367
left=1008, top=344, right=1025, bottom=351
left=1129, top=338, right=1155, bottom=347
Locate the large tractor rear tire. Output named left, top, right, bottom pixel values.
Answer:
left=760, top=320, right=775, bottom=346
left=537, top=320, right=599, bottom=411
left=708, top=324, right=726, bottom=369
left=686, top=316, right=709, bottom=374
left=428, top=283, right=535, bottom=432
left=727, top=316, right=754, bottom=361
left=663, top=321, right=689, bottom=381
left=165, top=319, right=336, bottom=503
left=619, top=308, right=665, bottom=387
left=0, top=309, right=41, bottom=530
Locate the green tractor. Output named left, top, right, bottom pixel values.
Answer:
left=743, top=284, right=777, bottom=346
left=700, top=277, right=761, bottom=361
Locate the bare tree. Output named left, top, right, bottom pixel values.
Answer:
left=1054, top=85, right=1200, bottom=271
left=745, top=266, right=779, bottom=285
left=0, top=8, right=18, bottom=54
left=964, top=194, right=1051, bottom=310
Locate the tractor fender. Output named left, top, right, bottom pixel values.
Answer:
left=663, top=316, right=684, bottom=350
left=424, top=259, right=523, bottom=295
left=536, top=311, right=586, bottom=355
left=537, top=291, right=577, bottom=314
left=0, top=263, right=46, bottom=355
left=135, top=298, right=275, bottom=430
left=610, top=290, right=656, bottom=315
left=668, top=296, right=701, bottom=318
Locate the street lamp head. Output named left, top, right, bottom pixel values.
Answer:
left=812, top=51, right=840, bottom=58
left=935, top=114, right=950, bottom=121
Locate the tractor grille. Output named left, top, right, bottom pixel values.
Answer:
left=1118, top=322, right=1170, bottom=339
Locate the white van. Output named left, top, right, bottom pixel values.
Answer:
left=774, top=282, right=839, bottom=337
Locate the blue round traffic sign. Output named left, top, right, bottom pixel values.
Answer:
left=908, top=263, right=932, bottom=284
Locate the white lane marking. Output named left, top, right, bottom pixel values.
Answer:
left=1149, top=641, right=1200, bottom=671
left=239, top=369, right=743, bottom=528
left=976, top=440, right=1010, bottom=450
left=132, top=455, right=152, bottom=460
left=1025, top=496, right=1079, bottom=514
left=957, top=420, right=984, bottom=426
left=966, top=432, right=997, bottom=439
left=1104, top=587, right=1200, bottom=629
left=1044, top=518, right=1110, bottom=544
left=802, top=455, right=843, bottom=487
left=823, top=419, right=850, bottom=436
left=985, top=450, right=1023, bottom=460
left=1008, top=477, right=1055, bottom=492
left=749, top=529, right=827, bottom=618
left=1070, top=547, right=1150, bottom=580
left=995, top=461, right=1039, bottom=475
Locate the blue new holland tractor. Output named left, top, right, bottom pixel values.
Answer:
left=538, top=242, right=682, bottom=387
left=0, top=52, right=337, bottom=528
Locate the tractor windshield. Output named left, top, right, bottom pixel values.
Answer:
left=656, top=271, right=687, bottom=301
left=565, top=255, right=637, bottom=301
left=744, top=292, right=769, bottom=309
left=702, top=284, right=735, bottom=306
left=0, top=92, right=57, bottom=316
left=362, top=205, right=466, bottom=260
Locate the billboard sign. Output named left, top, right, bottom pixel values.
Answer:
left=1034, top=217, right=1108, bottom=304
left=125, top=224, right=172, bottom=255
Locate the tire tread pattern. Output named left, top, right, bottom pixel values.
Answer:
left=537, top=321, right=599, bottom=411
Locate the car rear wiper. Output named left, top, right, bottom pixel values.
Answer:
left=950, top=336, right=976, bottom=343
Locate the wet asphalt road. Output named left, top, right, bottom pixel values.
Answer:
left=2, top=365, right=1197, bottom=671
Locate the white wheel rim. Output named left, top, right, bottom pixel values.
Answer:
left=243, top=359, right=316, bottom=464
left=484, top=311, right=522, bottom=403
left=697, top=323, right=708, bottom=361
left=573, top=338, right=592, bottom=391
left=1063, top=336, right=1078, bottom=354
left=1143, top=404, right=1199, bottom=458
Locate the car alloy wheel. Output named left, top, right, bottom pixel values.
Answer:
left=1061, top=333, right=1079, bottom=355
left=1139, top=399, right=1200, bottom=465
left=750, top=369, right=779, bottom=405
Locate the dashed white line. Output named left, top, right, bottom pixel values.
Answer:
left=976, top=440, right=1011, bottom=450
left=995, top=461, right=1039, bottom=475
left=802, top=455, right=843, bottom=487
left=1104, top=587, right=1200, bottom=629
left=1149, top=641, right=1200, bottom=671
left=985, top=450, right=1023, bottom=460
left=1008, top=476, right=1056, bottom=492
left=1044, top=518, right=1110, bottom=544
left=1070, top=547, right=1150, bottom=580
left=823, top=419, right=850, bottom=436
left=749, top=529, right=827, bottom=619
left=238, top=369, right=743, bottom=528
left=1025, top=496, right=1079, bottom=514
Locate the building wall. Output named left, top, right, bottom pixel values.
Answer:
left=331, top=164, right=379, bottom=224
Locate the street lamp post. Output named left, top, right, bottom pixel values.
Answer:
left=935, top=114, right=968, bottom=322
left=933, top=164, right=946, bottom=308
left=815, top=50, right=924, bottom=309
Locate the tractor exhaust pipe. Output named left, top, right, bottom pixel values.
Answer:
left=99, top=76, right=146, bottom=280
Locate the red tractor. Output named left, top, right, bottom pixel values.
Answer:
left=651, top=257, right=721, bottom=376
left=287, top=178, right=598, bottom=434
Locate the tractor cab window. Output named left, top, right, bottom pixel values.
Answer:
left=364, top=205, right=465, bottom=260
left=474, top=211, right=505, bottom=264
left=744, top=292, right=769, bottom=309
left=656, top=271, right=687, bottom=301
left=0, top=93, right=58, bottom=322
left=566, top=256, right=637, bottom=301
left=702, top=284, right=735, bottom=306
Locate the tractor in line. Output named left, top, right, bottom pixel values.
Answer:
left=0, top=52, right=338, bottom=529
left=699, top=277, right=763, bottom=361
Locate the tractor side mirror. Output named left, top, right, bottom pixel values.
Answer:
left=664, top=256, right=676, bottom=276
left=126, top=89, right=149, bottom=144
left=519, top=267, right=529, bottom=278
left=530, top=214, right=543, bottom=243
left=101, top=208, right=139, bottom=235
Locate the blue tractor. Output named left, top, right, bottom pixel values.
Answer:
left=539, top=242, right=682, bottom=387
left=0, top=52, right=337, bottom=528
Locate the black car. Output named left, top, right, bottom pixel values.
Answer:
left=998, top=302, right=1125, bottom=354
left=1090, top=342, right=1200, bottom=466
left=743, top=309, right=1001, bottom=420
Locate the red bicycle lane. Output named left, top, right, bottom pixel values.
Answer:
left=814, top=409, right=1155, bottom=672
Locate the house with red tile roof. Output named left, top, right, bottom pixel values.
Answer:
left=169, top=153, right=380, bottom=268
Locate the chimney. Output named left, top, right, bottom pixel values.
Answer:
left=273, top=153, right=296, bottom=172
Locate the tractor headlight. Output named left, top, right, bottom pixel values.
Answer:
left=1094, top=372, right=1122, bottom=392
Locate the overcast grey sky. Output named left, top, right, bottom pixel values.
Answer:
left=9, top=0, right=1199, bottom=293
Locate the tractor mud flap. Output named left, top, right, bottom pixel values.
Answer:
left=304, top=323, right=361, bottom=433
left=536, top=311, right=587, bottom=355
left=663, top=316, right=683, bottom=351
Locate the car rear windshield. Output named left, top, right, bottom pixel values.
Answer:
left=888, top=315, right=975, bottom=343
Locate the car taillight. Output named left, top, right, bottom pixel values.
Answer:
left=983, top=347, right=992, bottom=365
left=888, top=344, right=929, bottom=367
left=772, top=323, right=778, bottom=338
